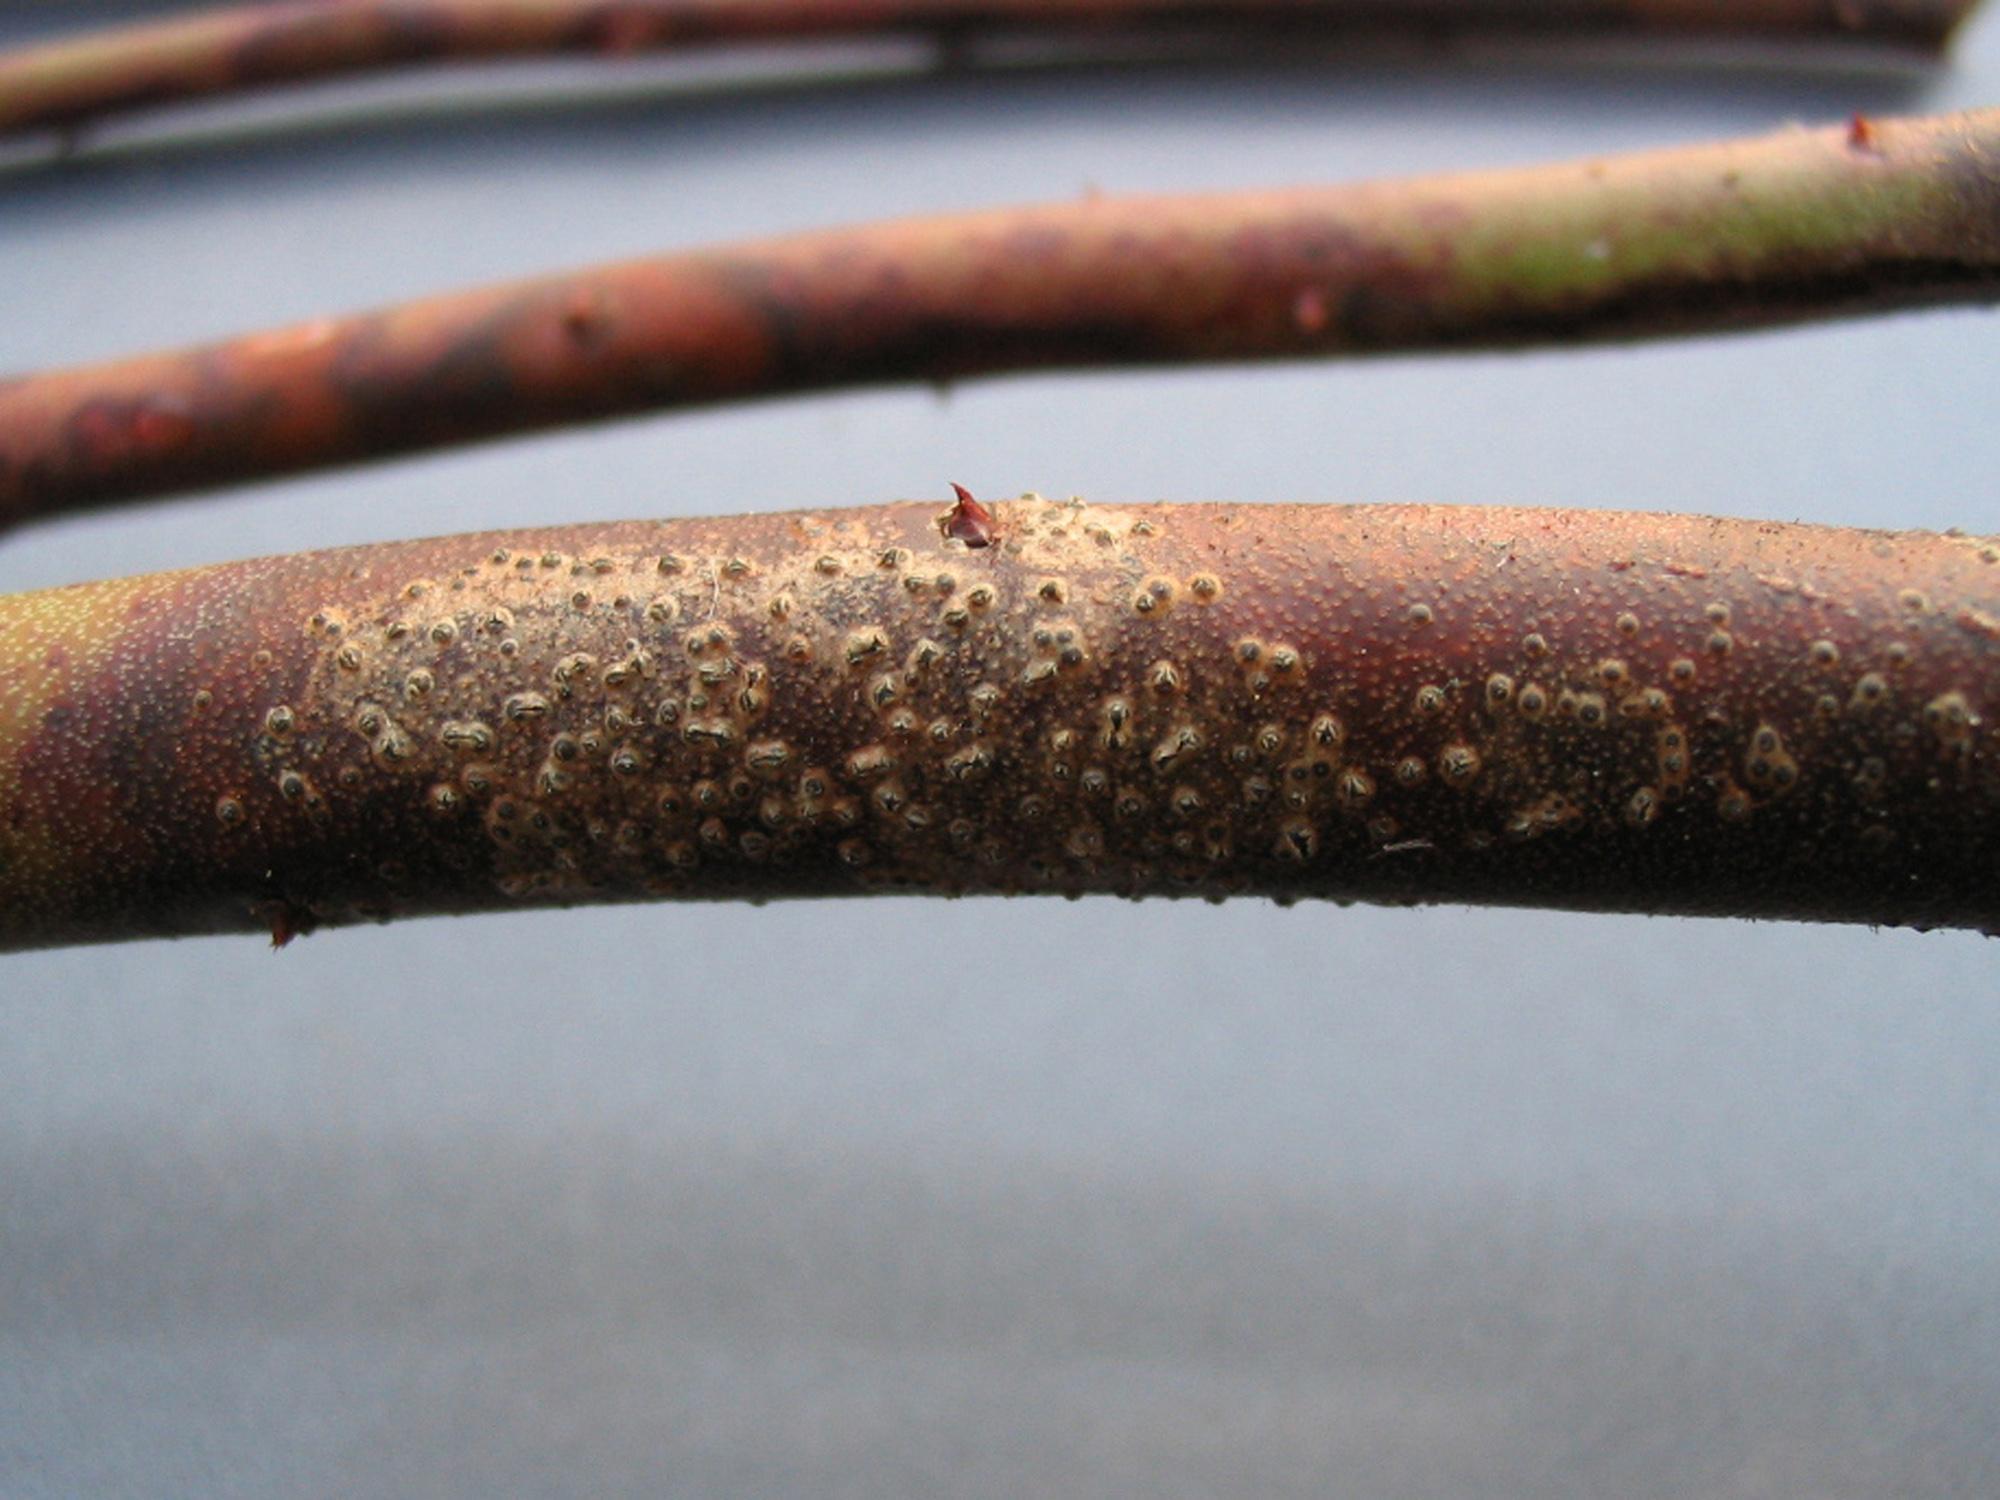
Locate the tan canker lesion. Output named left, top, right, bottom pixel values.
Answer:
left=268, top=499, right=1191, bottom=900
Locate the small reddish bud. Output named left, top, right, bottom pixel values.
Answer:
left=262, top=900, right=300, bottom=949
left=941, top=483, right=996, bottom=548
left=1292, top=287, right=1329, bottom=334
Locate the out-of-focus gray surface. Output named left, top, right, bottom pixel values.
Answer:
left=3, top=3, right=1999, bottom=1495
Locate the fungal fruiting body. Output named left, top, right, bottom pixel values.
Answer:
left=1, top=498, right=1997, bottom=949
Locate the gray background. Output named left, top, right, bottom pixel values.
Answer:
left=3, top=2, right=2000, bottom=1494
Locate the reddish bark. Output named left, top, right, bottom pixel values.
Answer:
left=2, top=108, right=1998, bottom=531
left=0, top=0, right=1977, bottom=140
left=3, top=498, right=1996, bottom=949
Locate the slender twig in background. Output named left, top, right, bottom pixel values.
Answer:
left=2, top=108, right=1997, bottom=532
left=2, top=496, right=1995, bottom=949
left=0, top=0, right=1979, bottom=142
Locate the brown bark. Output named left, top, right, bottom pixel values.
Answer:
left=3, top=107, right=1998, bottom=532
left=0, top=0, right=1977, bottom=141
left=3, top=497, right=1996, bottom=950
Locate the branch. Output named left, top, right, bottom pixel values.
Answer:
left=4, top=108, right=1998, bottom=531
left=3, top=497, right=1995, bottom=950
left=0, top=0, right=1977, bottom=141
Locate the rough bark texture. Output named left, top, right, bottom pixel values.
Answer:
left=3, top=497, right=1997, bottom=950
left=3, top=108, right=1998, bottom=531
left=0, top=0, right=1977, bottom=140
